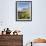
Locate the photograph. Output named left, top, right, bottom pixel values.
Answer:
left=16, top=1, right=32, bottom=21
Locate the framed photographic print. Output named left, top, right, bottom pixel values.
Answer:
left=16, top=1, right=32, bottom=21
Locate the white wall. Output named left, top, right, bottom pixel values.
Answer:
left=0, top=0, right=46, bottom=45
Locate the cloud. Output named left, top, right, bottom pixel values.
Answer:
left=17, top=7, right=23, bottom=11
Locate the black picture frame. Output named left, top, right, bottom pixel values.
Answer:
left=16, top=1, right=32, bottom=21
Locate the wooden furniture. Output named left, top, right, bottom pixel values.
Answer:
left=0, top=35, right=23, bottom=46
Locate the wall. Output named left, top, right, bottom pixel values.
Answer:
left=0, top=0, right=46, bottom=45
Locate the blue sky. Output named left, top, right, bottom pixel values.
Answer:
left=17, top=1, right=32, bottom=11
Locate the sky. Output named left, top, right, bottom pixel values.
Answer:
left=17, top=1, right=32, bottom=11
